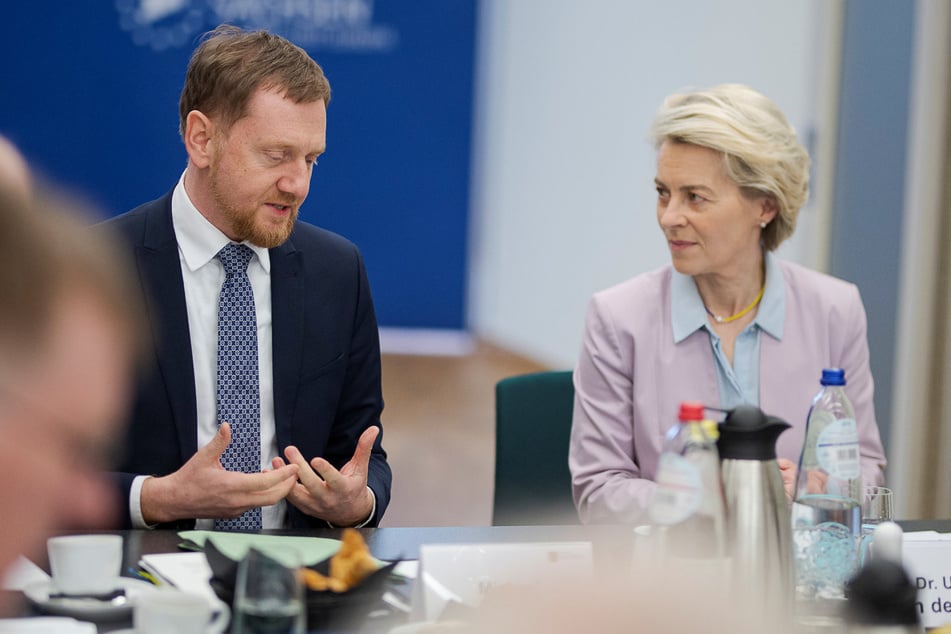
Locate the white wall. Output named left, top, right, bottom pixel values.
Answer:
left=468, top=0, right=832, bottom=368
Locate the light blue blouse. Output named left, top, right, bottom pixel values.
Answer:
left=670, top=252, right=787, bottom=410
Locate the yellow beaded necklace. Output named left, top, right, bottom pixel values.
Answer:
left=704, top=285, right=765, bottom=324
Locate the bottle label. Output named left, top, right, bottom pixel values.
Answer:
left=650, top=453, right=702, bottom=525
left=816, top=417, right=861, bottom=480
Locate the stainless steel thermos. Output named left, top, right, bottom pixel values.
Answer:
left=717, top=405, right=793, bottom=619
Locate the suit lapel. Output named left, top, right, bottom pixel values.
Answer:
left=670, top=330, right=720, bottom=407
left=138, top=198, right=199, bottom=461
left=269, top=238, right=303, bottom=449
left=759, top=317, right=813, bottom=459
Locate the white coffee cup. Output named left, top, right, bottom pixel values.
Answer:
left=134, top=591, right=230, bottom=634
left=47, top=534, right=123, bottom=595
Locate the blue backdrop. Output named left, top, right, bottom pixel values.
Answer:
left=1, top=1, right=476, bottom=330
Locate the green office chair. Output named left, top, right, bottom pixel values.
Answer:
left=493, top=370, right=579, bottom=525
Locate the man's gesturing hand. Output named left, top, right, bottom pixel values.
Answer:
left=140, top=422, right=300, bottom=525
left=275, top=426, right=378, bottom=527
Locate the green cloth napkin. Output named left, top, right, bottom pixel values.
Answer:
left=178, top=530, right=341, bottom=566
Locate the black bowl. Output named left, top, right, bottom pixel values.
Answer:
left=203, top=540, right=401, bottom=631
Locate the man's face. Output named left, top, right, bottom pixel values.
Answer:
left=0, top=288, right=132, bottom=582
left=206, top=88, right=327, bottom=248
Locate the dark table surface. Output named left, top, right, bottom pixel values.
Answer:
left=119, top=523, right=638, bottom=575
left=118, top=519, right=951, bottom=569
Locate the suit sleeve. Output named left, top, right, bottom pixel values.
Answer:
left=569, top=295, right=656, bottom=524
left=327, top=246, right=391, bottom=525
left=837, top=284, right=887, bottom=487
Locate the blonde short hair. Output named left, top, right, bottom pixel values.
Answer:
left=0, top=188, right=145, bottom=368
left=649, top=84, right=810, bottom=251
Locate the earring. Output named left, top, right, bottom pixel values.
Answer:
left=760, top=222, right=767, bottom=229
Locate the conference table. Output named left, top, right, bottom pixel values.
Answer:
left=22, top=520, right=951, bottom=632
left=121, top=523, right=638, bottom=575
left=20, top=524, right=637, bottom=633
left=119, top=520, right=951, bottom=565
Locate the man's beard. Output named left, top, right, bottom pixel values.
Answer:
left=229, top=199, right=298, bottom=249
left=209, top=168, right=299, bottom=249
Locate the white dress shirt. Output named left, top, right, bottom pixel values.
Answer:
left=130, top=174, right=285, bottom=529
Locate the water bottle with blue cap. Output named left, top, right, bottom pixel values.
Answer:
left=792, top=368, right=863, bottom=605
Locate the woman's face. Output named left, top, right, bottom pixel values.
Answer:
left=654, top=141, right=775, bottom=279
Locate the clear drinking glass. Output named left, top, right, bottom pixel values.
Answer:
left=231, top=547, right=305, bottom=634
left=862, top=486, right=894, bottom=527
left=860, top=486, right=894, bottom=564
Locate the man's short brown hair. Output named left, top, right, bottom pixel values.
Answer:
left=178, top=24, right=332, bottom=138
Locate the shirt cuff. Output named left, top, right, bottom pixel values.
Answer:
left=130, top=475, right=158, bottom=529
left=326, top=486, right=376, bottom=528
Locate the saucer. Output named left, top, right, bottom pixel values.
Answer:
left=23, top=577, right=157, bottom=621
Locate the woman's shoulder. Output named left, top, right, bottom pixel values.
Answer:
left=585, top=265, right=673, bottom=331
left=594, top=265, right=673, bottom=304
left=776, top=258, right=862, bottom=307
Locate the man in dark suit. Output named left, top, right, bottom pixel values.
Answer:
left=106, top=25, right=391, bottom=530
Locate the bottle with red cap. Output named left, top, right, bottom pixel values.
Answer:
left=648, top=401, right=727, bottom=559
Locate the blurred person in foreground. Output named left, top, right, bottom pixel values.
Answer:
left=569, top=84, right=886, bottom=524
left=0, top=135, right=31, bottom=200
left=394, top=552, right=786, bottom=634
left=470, top=572, right=789, bottom=634
left=0, top=185, right=140, bottom=612
left=105, top=25, right=390, bottom=530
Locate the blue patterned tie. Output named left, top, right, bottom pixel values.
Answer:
left=213, top=243, right=262, bottom=531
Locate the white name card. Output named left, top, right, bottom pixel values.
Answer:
left=416, top=541, right=593, bottom=621
left=902, top=531, right=951, bottom=629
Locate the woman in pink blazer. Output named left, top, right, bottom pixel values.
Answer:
left=569, top=84, right=887, bottom=525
